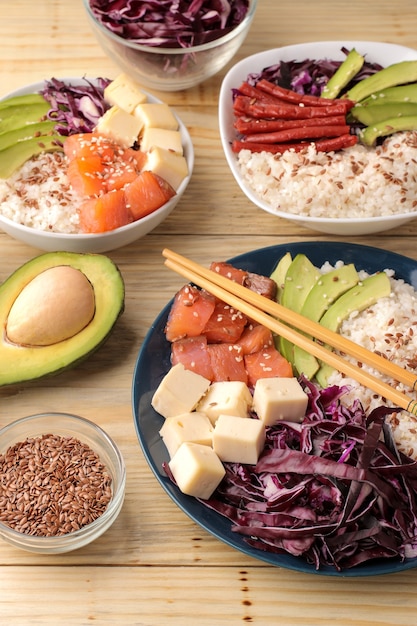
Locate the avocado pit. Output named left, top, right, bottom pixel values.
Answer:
left=6, top=265, right=95, bottom=346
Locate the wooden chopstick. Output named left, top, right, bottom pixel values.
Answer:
left=162, top=248, right=417, bottom=417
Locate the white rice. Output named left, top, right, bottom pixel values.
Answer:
left=237, top=131, right=417, bottom=218
left=0, top=152, right=82, bottom=234
left=319, top=262, right=417, bottom=458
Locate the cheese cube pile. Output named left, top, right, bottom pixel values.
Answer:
left=94, top=73, right=189, bottom=190
left=152, top=369, right=308, bottom=500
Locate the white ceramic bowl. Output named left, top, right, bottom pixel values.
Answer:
left=219, top=41, right=417, bottom=236
left=83, top=0, right=257, bottom=92
left=0, top=78, right=194, bottom=253
left=0, top=412, right=126, bottom=554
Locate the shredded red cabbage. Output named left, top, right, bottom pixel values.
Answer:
left=89, top=0, right=250, bottom=48
left=246, top=47, right=384, bottom=96
left=164, top=378, right=417, bottom=570
left=40, top=77, right=111, bottom=136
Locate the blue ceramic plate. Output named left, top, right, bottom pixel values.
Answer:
left=132, top=242, right=417, bottom=577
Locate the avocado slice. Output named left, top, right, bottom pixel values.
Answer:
left=360, top=114, right=417, bottom=146
left=0, top=252, right=125, bottom=387
left=270, top=252, right=292, bottom=304
left=292, top=263, right=360, bottom=379
left=0, top=134, right=64, bottom=178
left=278, top=254, right=320, bottom=363
left=0, top=102, right=50, bottom=134
left=315, top=271, right=391, bottom=387
left=322, top=48, right=365, bottom=99
left=0, top=93, right=48, bottom=110
left=360, top=84, right=417, bottom=106
left=345, top=60, right=417, bottom=103
left=350, top=102, right=417, bottom=126
left=0, top=120, right=57, bottom=151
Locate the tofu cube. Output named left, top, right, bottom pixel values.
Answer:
left=168, top=442, right=225, bottom=500
left=151, top=363, right=211, bottom=419
left=145, top=146, right=188, bottom=191
left=252, top=377, right=308, bottom=426
left=95, top=105, right=143, bottom=148
left=134, top=102, right=178, bottom=130
left=213, top=414, right=266, bottom=465
left=140, top=127, right=183, bottom=155
left=197, top=381, right=253, bottom=425
left=104, top=73, right=147, bottom=113
left=159, top=411, right=214, bottom=458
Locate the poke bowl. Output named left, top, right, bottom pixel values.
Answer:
left=219, top=41, right=417, bottom=235
left=83, top=0, right=258, bottom=92
left=0, top=76, right=194, bottom=253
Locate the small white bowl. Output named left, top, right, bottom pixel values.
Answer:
left=0, top=412, right=126, bottom=554
left=219, top=41, right=417, bottom=236
left=0, top=78, right=194, bottom=253
left=83, top=0, right=258, bottom=92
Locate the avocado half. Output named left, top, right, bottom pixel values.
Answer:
left=0, top=251, right=125, bottom=386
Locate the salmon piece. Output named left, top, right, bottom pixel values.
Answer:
left=244, top=346, right=293, bottom=388
left=105, top=162, right=138, bottom=192
left=202, top=300, right=247, bottom=344
left=78, top=189, right=133, bottom=233
left=207, top=343, right=248, bottom=383
left=124, top=170, right=176, bottom=220
left=67, top=155, right=107, bottom=197
left=210, top=261, right=248, bottom=285
left=165, top=285, right=216, bottom=342
left=64, top=132, right=117, bottom=162
left=235, top=324, right=274, bottom=355
left=122, top=147, right=147, bottom=171
left=171, top=335, right=214, bottom=381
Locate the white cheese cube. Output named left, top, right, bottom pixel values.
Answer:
left=197, top=381, right=253, bottom=426
left=151, top=363, right=211, bottom=419
left=134, top=102, right=178, bottom=130
left=159, top=411, right=214, bottom=458
left=213, top=414, right=266, bottom=465
left=95, top=105, right=143, bottom=148
left=145, top=146, right=188, bottom=190
left=104, top=74, right=147, bottom=113
left=252, top=377, right=308, bottom=426
left=168, top=442, right=225, bottom=500
left=140, top=128, right=183, bottom=155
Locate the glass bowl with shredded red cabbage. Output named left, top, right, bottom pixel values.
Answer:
left=83, top=0, right=257, bottom=91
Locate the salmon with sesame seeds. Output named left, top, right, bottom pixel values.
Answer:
left=244, top=346, right=293, bottom=388
left=235, top=324, right=274, bottom=355
left=78, top=188, right=133, bottom=233
left=165, top=285, right=216, bottom=342
left=207, top=343, right=248, bottom=384
left=202, top=300, right=247, bottom=343
left=124, top=170, right=176, bottom=221
left=171, top=335, right=214, bottom=380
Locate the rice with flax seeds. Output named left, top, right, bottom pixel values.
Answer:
left=237, top=131, right=417, bottom=218
left=0, top=151, right=82, bottom=233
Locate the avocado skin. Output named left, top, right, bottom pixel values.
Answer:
left=350, top=102, right=417, bottom=126
left=0, top=252, right=125, bottom=387
left=345, top=60, right=417, bottom=103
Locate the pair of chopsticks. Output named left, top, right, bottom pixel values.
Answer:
left=162, top=248, right=417, bottom=417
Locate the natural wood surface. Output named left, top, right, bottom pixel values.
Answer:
left=1, top=1, right=417, bottom=624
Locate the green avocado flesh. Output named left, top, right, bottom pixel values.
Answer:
left=0, top=134, right=63, bottom=179
left=269, top=254, right=391, bottom=385
left=360, top=115, right=417, bottom=146
left=345, top=60, right=417, bottom=103
left=322, top=48, right=365, bottom=99
left=0, top=252, right=125, bottom=386
left=350, top=102, right=417, bottom=126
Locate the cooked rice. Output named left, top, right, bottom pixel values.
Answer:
left=0, top=151, right=82, bottom=234
left=237, top=131, right=417, bottom=218
left=319, top=262, right=417, bottom=458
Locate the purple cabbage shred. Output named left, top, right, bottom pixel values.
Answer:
left=165, top=377, right=417, bottom=571
left=40, top=77, right=111, bottom=136
left=88, top=0, right=250, bottom=48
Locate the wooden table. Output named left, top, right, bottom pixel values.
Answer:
left=1, top=1, right=417, bottom=624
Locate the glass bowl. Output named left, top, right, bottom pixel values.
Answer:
left=0, top=412, right=126, bottom=554
left=82, top=0, right=258, bottom=91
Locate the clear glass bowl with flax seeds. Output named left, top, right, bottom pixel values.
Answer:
left=0, top=412, right=126, bottom=553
